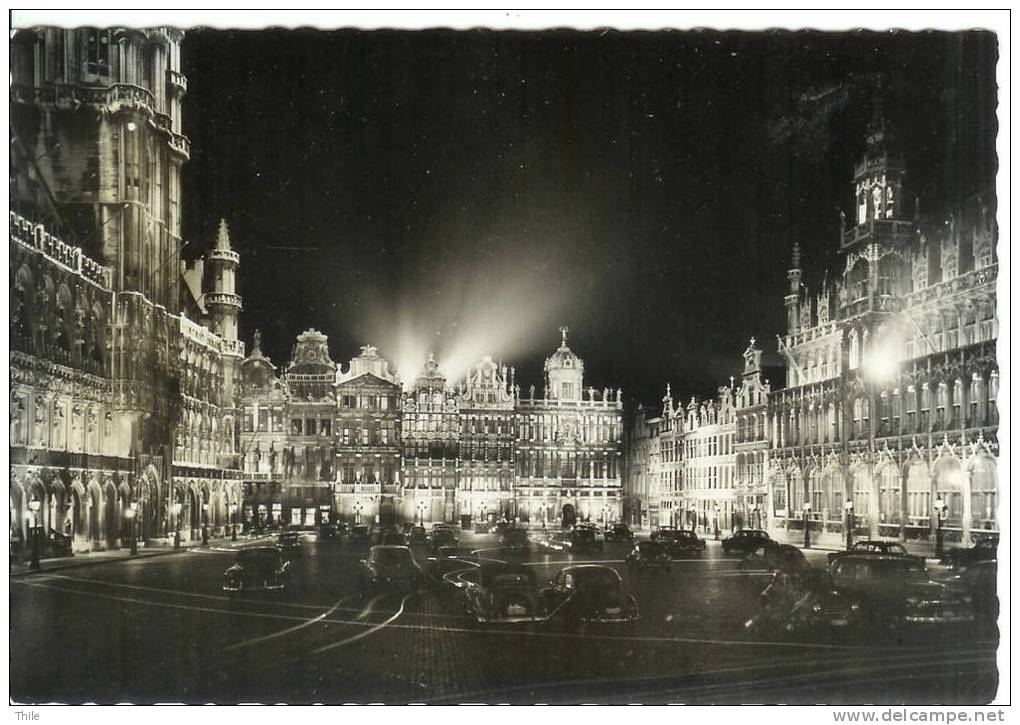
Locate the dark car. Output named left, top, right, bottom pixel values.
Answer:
left=407, top=526, right=428, bottom=545
left=427, top=527, right=459, bottom=554
left=829, top=554, right=974, bottom=630
left=745, top=568, right=861, bottom=639
left=474, top=521, right=493, bottom=534
left=375, top=525, right=400, bottom=544
left=649, top=525, right=679, bottom=542
left=223, top=546, right=291, bottom=592
left=540, top=565, right=640, bottom=630
left=827, top=540, right=917, bottom=566
left=947, top=559, right=997, bottom=625
left=427, top=546, right=481, bottom=586
left=604, top=523, right=635, bottom=542
left=348, top=524, right=372, bottom=545
left=654, top=529, right=706, bottom=558
left=317, top=524, right=339, bottom=541
left=742, top=542, right=810, bottom=573
left=277, top=531, right=302, bottom=553
left=47, top=528, right=73, bottom=557
left=499, top=526, right=531, bottom=552
left=722, top=528, right=772, bottom=555
left=568, top=527, right=604, bottom=553
left=462, top=562, right=544, bottom=625
left=358, top=545, right=424, bottom=595
left=381, top=532, right=408, bottom=546
left=942, top=536, right=998, bottom=571
left=626, top=541, right=672, bottom=571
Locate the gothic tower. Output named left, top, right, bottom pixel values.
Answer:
left=204, top=219, right=244, bottom=406
left=9, top=27, right=190, bottom=312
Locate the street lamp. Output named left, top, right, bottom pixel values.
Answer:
left=713, top=503, right=720, bottom=540
left=28, top=497, right=42, bottom=571
left=803, top=501, right=812, bottom=549
left=844, top=498, right=855, bottom=551
left=933, top=497, right=948, bottom=559
left=127, top=502, right=139, bottom=555
left=353, top=500, right=362, bottom=525
left=172, top=502, right=182, bottom=549
left=202, top=502, right=209, bottom=545
left=417, top=499, right=427, bottom=527
left=230, top=504, right=238, bottom=541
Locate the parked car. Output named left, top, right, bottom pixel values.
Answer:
left=567, top=527, right=604, bottom=553
left=575, top=522, right=606, bottom=543
left=741, top=542, right=810, bottom=573
left=827, top=540, right=917, bottom=566
left=942, top=536, right=998, bottom=571
left=540, top=565, right=640, bottom=630
left=829, top=554, right=974, bottom=631
left=604, top=523, right=635, bottom=542
left=223, top=546, right=291, bottom=592
left=317, top=524, right=340, bottom=541
left=277, top=530, right=302, bottom=553
left=427, top=527, right=460, bottom=554
left=427, top=546, right=480, bottom=586
left=375, top=525, right=400, bottom=544
left=626, top=541, right=672, bottom=571
left=649, top=525, right=679, bottom=542
left=946, top=558, right=998, bottom=624
left=745, top=568, right=862, bottom=639
left=474, top=521, right=493, bottom=534
left=721, top=528, right=772, bottom=555
left=462, top=562, right=544, bottom=625
left=358, top=545, right=424, bottom=595
left=407, top=526, right=428, bottom=546
left=654, top=529, right=706, bottom=558
left=499, top=526, right=531, bottom=552
left=47, top=528, right=73, bottom=557
left=348, top=524, right=372, bottom=545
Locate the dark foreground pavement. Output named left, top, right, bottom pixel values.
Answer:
left=10, top=533, right=999, bottom=704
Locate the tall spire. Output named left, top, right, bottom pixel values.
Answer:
left=559, top=325, right=569, bottom=347
left=791, top=240, right=802, bottom=270
left=215, top=218, right=232, bottom=251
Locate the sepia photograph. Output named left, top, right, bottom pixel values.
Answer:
left=7, top=9, right=1008, bottom=708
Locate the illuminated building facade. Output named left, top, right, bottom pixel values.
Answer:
left=679, top=389, right=737, bottom=535
left=622, top=404, right=661, bottom=530
left=400, top=355, right=459, bottom=525
left=335, top=345, right=403, bottom=525
left=733, top=339, right=771, bottom=530
left=514, top=329, right=625, bottom=528
left=766, top=118, right=999, bottom=549
left=9, top=27, right=244, bottom=558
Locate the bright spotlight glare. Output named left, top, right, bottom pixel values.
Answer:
left=864, top=344, right=899, bottom=382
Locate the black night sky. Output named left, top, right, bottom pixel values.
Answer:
left=179, top=28, right=997, bottom=407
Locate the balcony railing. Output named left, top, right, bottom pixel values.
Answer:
left=166, top=69, right=188, bottom=94
left=10, top=212, right=110, bottom=288
left=205, top=292, right=242, bottom=309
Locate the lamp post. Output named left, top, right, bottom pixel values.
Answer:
left=803, top=501, right=812, bottom=549
left=353, top=500, right=362, bottom=525
left=713, top=503, right=720, bottom=541
left=127, top=502, right=138, bottom=556
left=28, top=497, right=42, bottom=571
left=202, top=502, right=209, bottom=545
left=844, top=499, right=855, bottom=551
left=230, top=504, right=238, bottom=541
left=417, top=499, right=427, bottom=527
left=933, top=497, right=948, bottom=559
left=172, top=502, right=181, bottom=549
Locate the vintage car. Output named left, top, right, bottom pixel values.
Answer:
left=499, top=526, right=531, bottom=552
left=381, top=532, right=408, bottom=546
left=653, top=529, right=706, bottom=558
left=276, top=530, right=302, bottom=553
left=223, top=546, right=291, bottom=592
left=317, top=524, right=340, bottom=541
left=540, top=565, right=640, bottom=630
left=745, top=568, right=862, bottom=639
left=358, top=545, right=424, bottom=595
left=625, top=541, right=672, bottom=571
left=575, top=522, right=605, bottom=542
left=827, top=540, right=917, bottom=566
left=427, top=527, right=460, bottom=554
left=348, top=524, right=372, bottom=545
left=741, top=542, right=810, bottom=573
left=462, top=562, right=544, bottom=625
left=604, top=523, right=635, bottom=542
left=427, top=546, right=480, bottom=586
left=946, top=559, right=998, bottom=625
left=473, top=521, right=493, bottom=534
left=649, top=525, right=679, bottom=542
left=829, top=554, right=974, bottom=630
left=942, top=536, right=998, bottom=571
left=567, top=527, right=604, bottom=553
left=375, top=525, right=400, bottom=544
left=407, top=526, right=428, bottom=545
left=721, top=528, right=772, bottom=555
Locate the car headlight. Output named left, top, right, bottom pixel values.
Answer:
left=850, top=602, right=860, bottom=611
left=811, top=603, right=823, bottom=613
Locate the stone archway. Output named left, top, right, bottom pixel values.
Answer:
left=104, top=480, right=119, bottom=548
left=561, top=503, right=577, bottom=529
